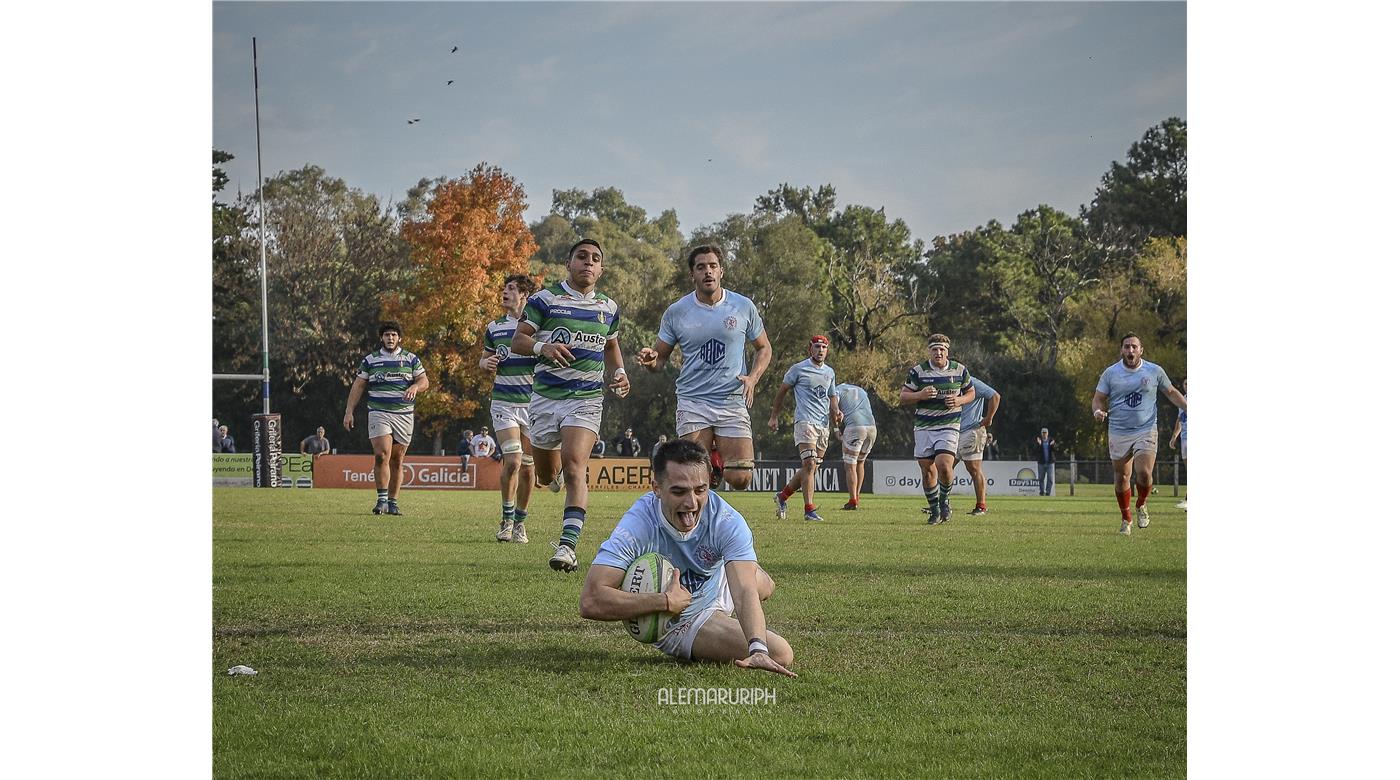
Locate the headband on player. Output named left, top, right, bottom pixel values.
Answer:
left=927, top=336, right=950, bottom=347
left=810, top=335, right=829, bottom=346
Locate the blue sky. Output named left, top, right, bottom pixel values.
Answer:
left=213, top=1, right=1185, bottom=241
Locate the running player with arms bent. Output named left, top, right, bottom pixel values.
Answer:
left=1091, top=333, right=1186, bottom=535
left=636, top=244, right=772, bottom=490
left=511, top=240, right=631, bottom=571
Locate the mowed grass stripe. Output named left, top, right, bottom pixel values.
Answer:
left=214, top=485, right=1185, bottom=778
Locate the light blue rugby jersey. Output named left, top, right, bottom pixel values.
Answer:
left=782, top=359, right=838, bottom=426
left=959, top=376, right=998, bottom=431
left=1095, top=360, right=1173, bottom=435
left=594, top=491, right=758, bottom=601
left=657, top=290, right=764, bottom=406
left=835, top=384, right=876, bottom=427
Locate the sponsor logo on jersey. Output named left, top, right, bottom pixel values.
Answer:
left=494, top=344, right=510, bottom=360
left=1125, top=391, right=1144, bottom=408
left=548, top=327, right=606, bottom=350
left=698, top=338, right=727, bottom=365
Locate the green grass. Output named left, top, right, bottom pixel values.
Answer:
left=213, top=485, right=1185, bottom=778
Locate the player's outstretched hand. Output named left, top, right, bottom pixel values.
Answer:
left=735, top=652, right=797, bottom=678
left=404, top=386, right=420, bottom=401
left=342, top=411, right=355, bottom=432
left=737, top=373, right=757, bottom=408
left=663, top=570, right=691, bottom=615
left=542, top=342, right=575, bottom=367
left=610, top=369, right=631, bottom=398
left=767, top=415, right=779, bottom=433
left=636, top=347, right=658, bottom=370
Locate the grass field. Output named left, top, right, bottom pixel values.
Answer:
left=213, top=484, right=1186, bottom=778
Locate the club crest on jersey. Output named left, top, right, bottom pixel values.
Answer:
left=695, top=544, right=721, bottom=567
left=597, top=312, right=606, bottom=323
left=723, top=316, right=738, bottom=331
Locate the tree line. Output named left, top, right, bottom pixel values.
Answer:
left=213, top=118, right=1185, bottom=461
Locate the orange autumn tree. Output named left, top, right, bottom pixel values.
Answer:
left=383, top=163, right=538, bottom=450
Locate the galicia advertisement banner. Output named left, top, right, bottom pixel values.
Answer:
left=312, top=455, right=502, bottom=490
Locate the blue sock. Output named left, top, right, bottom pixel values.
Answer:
left=513, top=508, right=528, bottom=525
left=559, top=506, right=586, bottom=549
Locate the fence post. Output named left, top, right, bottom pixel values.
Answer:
left=1173, top=451, right=1180, bottom=497
left=1069, top=453, right=1076, bottom=496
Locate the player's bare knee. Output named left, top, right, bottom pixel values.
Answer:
left=724, top=470, right=753, bottom=490
left=767, top=632, right=793, bottom=666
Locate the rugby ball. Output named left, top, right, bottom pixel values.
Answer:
left=622, top=552, right=675, bottom=644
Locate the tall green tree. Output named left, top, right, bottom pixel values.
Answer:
left=213, top=164, right=411, bottom=450
left=1084, top=117, right=1187, bottom=241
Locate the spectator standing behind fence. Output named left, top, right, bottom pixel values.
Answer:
left=300, top=426, right=331, bottom=456
left=217, top=425, right=237, bottom=453
left=455, top=430, right=473, bottom=473
left=984, top=431, right=997, bottom=460
left=213, top=418, right=222, bottom=453
left=1036, top=428, right=1056, bottom=496
left=651, top=434, right=668, bottom=458
left=614, top=427, right=641, bottom=457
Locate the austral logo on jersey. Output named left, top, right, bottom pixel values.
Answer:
left=494, top=345, right=510, bottom=360
left=549, top=327, right=607, bottom=351
left=698, top=338, right=727, bottom=365
left=1010, top=468, right=1039, bottom=488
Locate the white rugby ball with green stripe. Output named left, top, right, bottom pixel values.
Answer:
left=622, top=552, right=675, bottom=644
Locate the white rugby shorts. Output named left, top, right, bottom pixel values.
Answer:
left=367, top=410, right=414, bottom=445
left=913, top=427, right=958, bottom=459
left=654, top=565, right=734, bottom=661
left=957, top=427, right=987, bottom=461
left=841, top=425, right=877, bottom=463
left=528, top=395, right=603, bottom=451
left=1109, top=427, right=1159, bottom=461
left=490, top=400, right=530, bottom=433
left=792, top=421, right=830, bottom=455
left=676, top=396, right=752, bottom=438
